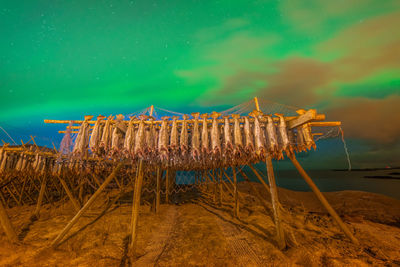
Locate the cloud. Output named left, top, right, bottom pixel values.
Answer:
left=326, top=95, right=400, bottom=144
left=279, top=0, right=400, bottom=33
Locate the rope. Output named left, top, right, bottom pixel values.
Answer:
left=339, top=127, right=352, bottom=171
left=0, top=126, right=17, bottom=145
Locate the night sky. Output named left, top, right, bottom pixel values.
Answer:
left=1, top=1, right=399, bottom=169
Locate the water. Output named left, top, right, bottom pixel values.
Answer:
left=273, top=169, right=400, bottom=200
left=176, top=168, right=400, bottom=200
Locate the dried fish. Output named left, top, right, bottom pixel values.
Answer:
left=169, top=116, right=179, bottom=152
left=158, top=116, right=170, bottom=162
left=210, top=112, right=221, bottom=156
left=73, top=115, right=93, bottom=156
left=276, top=113, right=292, bottom=156
left=301, top=124, right=316, bottom=150
left=201, top=114, right=210, bottom=156
left=134, top=115, right=148, bottom=158
left=180, top=114, right=189, bottom=156
left=232, top=114, right=243, bottom=157
left=250, top=110, right=266, bottom=158
left=99, top=115, right=114, bottom=154
left=123, top=116, right=136, bottom=156
left=243, top=116, right=254, bottom=154
left=265, top=115, right=280, bottom=158
left=223, top=115, right=233, bottom=155
left=89, top=115, right=105, bottom=154
left=191, top=112, right=201, bottom=161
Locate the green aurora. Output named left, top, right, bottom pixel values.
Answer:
left=1, top=0, right=399, bottom=168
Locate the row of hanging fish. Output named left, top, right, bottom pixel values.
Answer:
left=71, top=111, right=316, bottom=168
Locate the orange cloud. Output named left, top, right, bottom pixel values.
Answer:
left=326, top=95, right=400, bottom=144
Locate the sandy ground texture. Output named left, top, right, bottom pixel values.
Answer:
left=0, top=182, right=399, bottom=267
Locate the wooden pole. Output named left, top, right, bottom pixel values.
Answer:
left=156, top=167, right=161, bottom=213
left=266, top=155, right=286, bottom=250
left=57, top=176, right=81, bottom=213
left=34, top=175, right=47, bottom=218
left=51, top=162, right=123, bottom=248
left=232, top=167, right=239, bottom=218
left=248, top=164, right=270, bottom=192
left=254, top=96, right=260, bottom=112
left=288, top=154, right=359, bottom=244
left=0, top=198, right=18, bottom=243
left=165, top=169, right=169, bottom=204
left=219, top=169, right=223, bottom=206
left=129, top=159, right=144, bottom=254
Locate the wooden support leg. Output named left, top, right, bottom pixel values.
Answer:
left=266, top=155, right=286, bottom=250
left=34, top=175, right=47, bottom=218
left=57, top=176, right=81, bottom=213
left=288, top=154, right=359, bottom=244
left=51, top=162, right=123, bottom=248
left=165, top=169, right=169, bottom=204
left=248, top=164, right=271, bottom=192
left=232, top=167, right=239, bottom=218
left=156, top=167, right=161, bottom=213
left=129, top=159, right=144, bottom=254
left=219, top=169, right=223, bottom=206
left=0, top=198, right=18, bottom=243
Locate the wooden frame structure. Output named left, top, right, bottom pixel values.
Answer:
left=0, top=97, right=357, bottom=258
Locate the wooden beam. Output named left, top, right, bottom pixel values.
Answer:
left=0, top=198, right=18, bottom=243
left=266, top=155, right=286, bottom=250
left=232, top=167, right=239, bottom=218
left=51, top=162, right=123, bottom=248
left=287, top=109, right=317, bottom=129
left=129, top=159, right=144, bottom=254
left=288, top=154, right=358, bottom=244
left=156, top=167, right=161, bottom=213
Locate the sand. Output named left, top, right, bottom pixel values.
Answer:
left=0, top=182, right=399, bottom=266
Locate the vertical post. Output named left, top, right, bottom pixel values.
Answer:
left=219, top=169, right=223, bottom=206
left=34, top=174, right=47, bottom=218
left=254, top=96, right=260, bottom=112
left=165, top=169, right=169, bottom=204
left=156, top=167, right=161, bottom=213
left=149, top=105, right=154, bottom=116
left=130, top=159, right=145, bottom=254
left=0, top=198, right=18, bottom=243
left=289, top=154, right=358, bottom=244
left=266, top=155, right=286, bottom=250
left=232, top=167, right=239, bottom=218
left=212, top=170, right=217, bottom=204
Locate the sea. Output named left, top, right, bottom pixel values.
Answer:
left=273, top=169, right=400, bottom=200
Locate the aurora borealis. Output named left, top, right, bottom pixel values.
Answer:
left=1, top=0, right=399, bottom=168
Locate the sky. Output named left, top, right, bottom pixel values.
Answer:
left=0, top=0, right=399, bottom=169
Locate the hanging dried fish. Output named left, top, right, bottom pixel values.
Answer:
left=145, top=116, right=156, bottom=160
left=73, top=115, right=93, bottom=156
left=210, top=112, right=221, bottom=156
left=250, top=110, right=266, bottom=158
left=243, top=116, right=254, bottom=155
left=99, top=115, right=114, bottom=154
left=158, top=116, right=170, bottom=162
left=180, top=114, right=189, bottom=157
left=301, top=124, right=316, bottom=150
left=265, top=115, right=280, bottom=158
left=276, top=113, right=292, bottom=156
left=287, top=128, right=296, bottom=152
left=223, top=115, right=233, bottom=155
left=200, top=113, right=210, bottom=156
left=169, top=116, right=179, bottom=152
left=111, top=114, right=127, bottom=155
left=191, top=112, right=201, bottom=161
left=134, top=115, right=148, bottom=159
left=295, top=126, right=306, bottom=152
left=0, top=152, right=7, bottom=173
left=89, top=115, right=106, bottom=154
left=232, top=114, right=243, bottom=157
left=15, top=154, right=23, bottom=171
left=123, top=116, right=136, bottom=156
